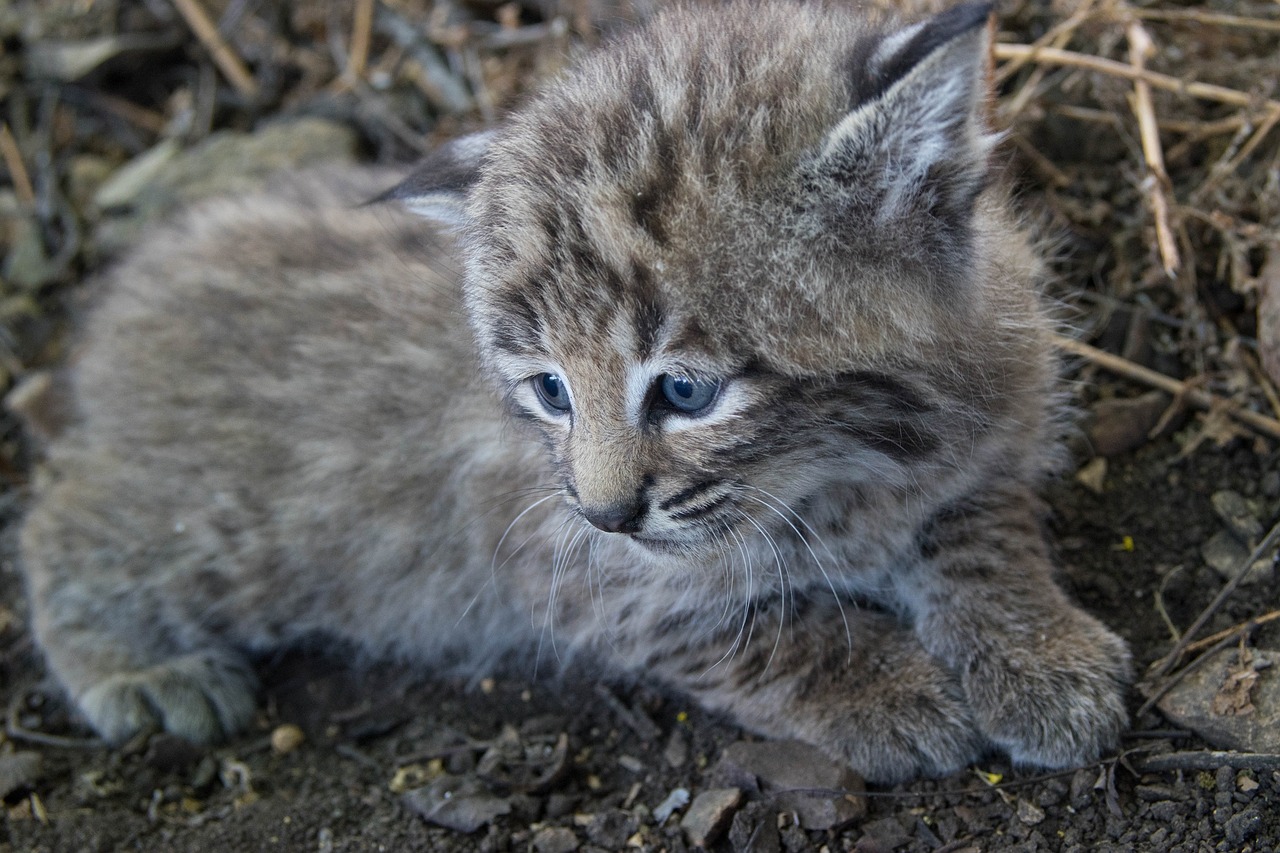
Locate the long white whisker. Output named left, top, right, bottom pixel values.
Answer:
left=738, top=512, right=788, bottom=680
left=703, top=522, right=754, bottom=677
left=534, top=515, right=578, bottom=676
left=742, top=490, right=853, bottom=657
left=456, top=491, right=562, bottom=628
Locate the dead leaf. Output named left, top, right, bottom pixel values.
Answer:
left=1210, top=645, right=1260, bottom=717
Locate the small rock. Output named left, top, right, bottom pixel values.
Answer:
left=1224, top=806, right=1262, bottom=847
left=401, top=774, right=512, bottom=833
left=1210, top=490, right=1263, bottom=542
left=1087, top=391, right=1170, bottom=456
left=1016, top=798, right=1046, bottom=826
left=681, top=787, right=743, bottom=847
left=652, top=787, right=690, bottom=823
left=728, top=801, right=781, bottom=853
left=715, top=739, right=866, bottom=830
left=1074, top=457, right=1107, bottom=495
left=860, top=816, right=912, bottom=850
left=0, top=751, right=42, bottom=799
left=1154, top=648, right=1280, bottom=752
left=1201, top=530, right=1272, bottom=585
left=532, top=825, right=579, bottom=853
left=663, top=727, right=689, bottom=768
left=584, top=809, right=633, bottom=848
left=271, top=723, right=305, bottom=754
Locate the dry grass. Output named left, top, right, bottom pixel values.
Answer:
left=0, top=0, right=1277, bottom=442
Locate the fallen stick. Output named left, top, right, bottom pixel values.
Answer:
left=1148, top=518, right=1280, bottom=685
left=1051, top=333, right=1280, bottom=441
left=0, top=124, right=34, bottom=205
left=1126, top=21, right=1180, bottom=277
left=994, top=43, right=1280, bottom=112
left=1136, top=751, right=1280, bottom=773
left=169, top=0, right=259, bottom=99
left=1177, top=609, right=1280, bottom=659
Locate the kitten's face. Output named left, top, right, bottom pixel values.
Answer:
left=396, top=2, right=1014, bottom=558
left=470, top=243, right=949, bottom=559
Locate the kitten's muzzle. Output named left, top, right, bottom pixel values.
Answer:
left=581, top=501, right=647, bottom=534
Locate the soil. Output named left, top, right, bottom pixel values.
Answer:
left=3, top=0, right=1280, bottom=851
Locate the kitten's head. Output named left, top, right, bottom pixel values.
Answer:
left=393, top=1, right=1050, bottom=559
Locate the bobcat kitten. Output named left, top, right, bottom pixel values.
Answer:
left=18, top=1, right=1130, bottom=783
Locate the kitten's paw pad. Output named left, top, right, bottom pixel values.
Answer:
left=969, top=621, right=1131, bottom=768
left=77, top=654, right=258, bottom=744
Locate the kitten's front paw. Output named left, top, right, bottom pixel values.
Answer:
left=829, top=686, right=984, bottom=784
left=964, top=611, right=1131, bottom=768
left=809, top=640, right=985, bottom=783
left=77, top=653, right=258, bottom=744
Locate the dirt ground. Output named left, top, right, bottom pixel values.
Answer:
left=2, top=0, right=1280, bottom=851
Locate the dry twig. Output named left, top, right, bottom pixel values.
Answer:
left=169, top=0, right=260, bottom=99
left=993, top=43, right=1280, bottom=112
left=0, top=124, right=35, bottom=206
left=1126, top=21, right=1179, bottom=277
left=1148, top=518, right=1280, bottom=683
left=1051, top=333, right=1280, bottom=441
left=1135, top=751, right=1280, bottom=773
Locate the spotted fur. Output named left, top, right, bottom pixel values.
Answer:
left=18, top=1, right=1129, bottom=782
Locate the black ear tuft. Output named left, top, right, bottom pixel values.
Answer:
left=373, top=130, right=495, bottom=226
left=807, top=3, right=997, bottom=228
left=848, top=2, right=993, bottom=106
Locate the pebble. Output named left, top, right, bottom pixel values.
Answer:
left=1017, top=798, right=1046, bottom=826
left=714, top=739, right=866, bottom=830
left=663, top=727, right=689, bottom=768
left=681, top=787, right=743, bottom=847
left=1200, top=530, right=1272, bottom=585
left=860, top=816, right=912, bottom=850
left=1210, top=490, right=1263, bottom=542
left=532, top=825, right=579, bottom=853
left=728, top=801, right=781, bottom=853
left=1224, top=806, right=1262, bottom=846
left=1155, top=648, right=1280, bottom=752
left=271, top=723, right=306, bottom=754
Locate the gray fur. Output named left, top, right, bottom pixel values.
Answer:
left=17, top=2, right=1129, bottom=782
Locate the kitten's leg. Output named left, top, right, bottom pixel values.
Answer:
left=902, top=483, right=1131, bottom=768
left=632, top=603, right=983, bottom=783
left=21, top=484, right=258, bottom=744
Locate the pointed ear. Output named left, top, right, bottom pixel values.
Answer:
left=376, top=130, right=495, bottom=226
left=814, top=2, right=996, bottom=224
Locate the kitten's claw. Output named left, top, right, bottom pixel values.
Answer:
left=76, top=653, right=258, bottom=744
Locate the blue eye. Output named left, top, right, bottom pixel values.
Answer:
left=659, top=374, right=720, bottom=414
left=532, top=373, right=571, bottom=412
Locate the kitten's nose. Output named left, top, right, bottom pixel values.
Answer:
left=582, top=502, right=645, bottom=534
